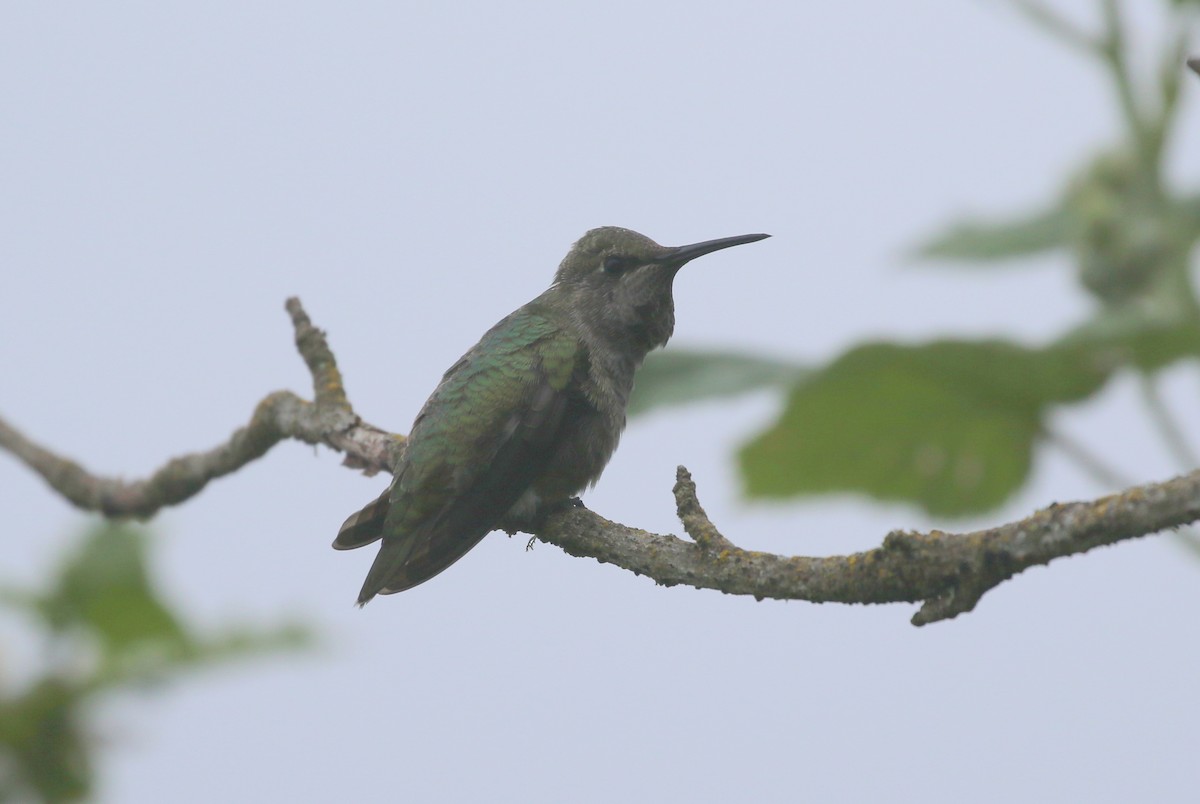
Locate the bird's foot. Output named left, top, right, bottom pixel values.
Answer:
left=537, top=496, right=586, bottom=523
left=523, top=497, right=585, bottom=551
left=501, top=496, right=587, bottom=536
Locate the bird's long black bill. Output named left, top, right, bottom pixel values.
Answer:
left=666, top=232, right=770, bottom=265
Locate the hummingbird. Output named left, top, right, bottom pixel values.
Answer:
left=333, top=226, right=769, bottom=604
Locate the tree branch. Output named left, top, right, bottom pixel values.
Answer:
left=539, top=466, right=1200, bottom=625
left=2, top=298, right=1196, bottom=625
left=0, top=298, right=400, bottom=519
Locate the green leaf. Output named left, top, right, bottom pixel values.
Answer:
left=1173, top=193, right=1200, bottom=241
left=26, top=523, right=315, bottom=686
left=181, top=623, right=313, bottom=668
left=93, top=622, right=315, bottom=688
left=0, top=523, right=314, bottom=803
left=738, top=339, right=1111, bottom=517
left=0, top=679, right=91, bottom=803
left=1060, top=306, right=1200, bottom=373
left=43, top=523, right=189, bottom=655
left=628, top=349, right=806, bottom=417
left=0, top=584, right=41, bottom=614
left=911, top=207, right=1070, bottom=263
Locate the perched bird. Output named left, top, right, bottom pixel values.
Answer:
left=334, top=226, right=769, bottom=604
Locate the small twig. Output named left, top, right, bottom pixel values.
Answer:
left=1136, top=373, right=1200, bottom=559
left=1173, top=527, right=1200, bottom=560
left=0, top=299, right=399, bottom=519
left=1004, top=0, right=1102, bottom=56
left=1043, top=425, right=1129, bottom=489
left=1189, top=57, right=1200, bottom=76
left=1002, top=1, right=1164, bottom=187
left=1099, top=0, right=1161, bottom=187
left=1046, top=409, right=1200, bottom=563
left=1140, top=374, right=1199, bottom=470
left=1150, top=29, right=1191, bottom=161
left=672, top=466, right=736, bottom=552
left=287, top=297, right=352, bottom=412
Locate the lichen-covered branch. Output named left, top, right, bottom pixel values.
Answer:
left=2, top=297, right=1196, bottom=625
left=0, top=298, right=400, bottom=519
left=672, top=467, right=736, bottom=553
left=538, top=467, right=1200, bottom=625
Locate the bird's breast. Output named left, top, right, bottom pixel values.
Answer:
left=530, top=345, right=632, bottom=503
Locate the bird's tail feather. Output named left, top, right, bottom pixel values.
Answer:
left=356, top=537, right=419, bottom=606
left=356, top=524, right=493, bottom=606
left=332, top=487, right=390, bottom=550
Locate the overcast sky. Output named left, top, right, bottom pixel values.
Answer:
left=3, top=2, right=1200, bottom=802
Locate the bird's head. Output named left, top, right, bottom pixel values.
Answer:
left=551, top=226, right=769, bottom=355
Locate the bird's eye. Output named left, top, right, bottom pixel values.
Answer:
left=603, top=255, right=631, bottom=275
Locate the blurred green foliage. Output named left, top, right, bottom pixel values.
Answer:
left=6, top=4, right=1200, bottom=802
left=625, top=350, right=805, bottom=417
left=0, top=523, right=309, bottom=803
left=630, top=1, right=1200, bottom=519
left=740, top=340, right=1111, bottom=516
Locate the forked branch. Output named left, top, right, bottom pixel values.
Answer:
left=2, top=298, right=1195, bottom=625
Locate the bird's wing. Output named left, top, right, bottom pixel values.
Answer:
left=352, top=308, right=583, bottom=602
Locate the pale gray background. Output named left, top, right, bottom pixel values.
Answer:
left=3, top=2, right=1199, bottom=802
